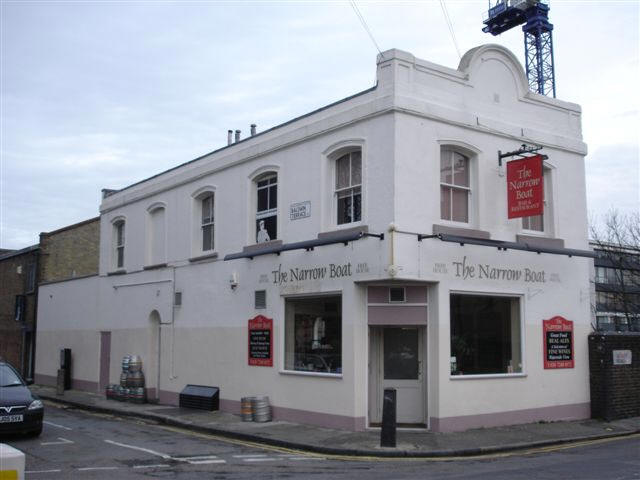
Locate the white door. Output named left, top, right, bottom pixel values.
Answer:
left=369, top=327, right=425, bottom=425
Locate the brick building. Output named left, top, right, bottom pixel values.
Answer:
left=0, top=245, right=40, bottom=379
left=39, top=217, right=100, bottom=283
left=0, top=217, right=99, bottom=379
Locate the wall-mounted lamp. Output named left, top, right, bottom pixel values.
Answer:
left=230, top=272, right=239, bottom=290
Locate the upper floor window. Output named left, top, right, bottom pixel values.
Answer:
left=440, top=149, right=470, bottom=223
left=522, top=167, right=551, bottom=233
left=201, top=194, right=215, bottom=251
left=26, top=264, right=36, bottom=293
left=255, top=173, right=277, bottom=243
left=113, top=220, right=125, bottom=269
left=335, top=151, right=362, bottom=225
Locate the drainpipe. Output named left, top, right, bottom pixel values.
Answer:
left=387, top=223, right=397, bottom=277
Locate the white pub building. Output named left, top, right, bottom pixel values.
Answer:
left=35, top=45, right=595, bottom=432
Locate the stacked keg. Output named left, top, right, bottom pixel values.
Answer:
left=240, top=397, right=254, bottom=422
left=240, top=395, right=272, bottom=422
left=105, top=354, right=147, bottom=403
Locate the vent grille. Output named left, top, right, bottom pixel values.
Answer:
left=174, top=292, right=182, bottom=306
left=255, top=290, right=266, bottom=309
left=389, top=287, right=406, bottom=302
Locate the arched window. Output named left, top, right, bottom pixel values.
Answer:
left=201, top=193, right=215, bottom=251
left=440, top=149, right=470, bottom=223
left=191, top=187, right=216, bottom=258
left=255, top=172, right=277, bottom=243
left=113, top=219, right=125, bottom=269
left=335, top=151, right=362, bottom=225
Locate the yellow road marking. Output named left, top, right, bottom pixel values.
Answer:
left=43, top=400, right=639, bottom=462
left=155, top=424, right=640, bottom=462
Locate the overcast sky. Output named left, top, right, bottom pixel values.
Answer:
left=1, top=0, right=638, bottom=249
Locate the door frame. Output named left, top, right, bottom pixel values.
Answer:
left=368, top=325, right=427, bottom=427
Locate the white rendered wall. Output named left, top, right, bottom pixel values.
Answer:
left=38, top=44, right=591, bottom=430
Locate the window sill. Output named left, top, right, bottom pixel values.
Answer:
left=189, top=252, right=219, bottom=263
left=432, top=224, right=490, bottom=239
left=449, top=373, right=527, bottom=380
left=242, top=240, right=283, bottom=256
left=107, top=269, right=127, bottom=276
left=318, top=224, right=368, bottom=240
left=516, top=234, right=564, bottom=249
left=279, top=369, right=343, bottom=379
left=143, top=263, right=167, bottom=271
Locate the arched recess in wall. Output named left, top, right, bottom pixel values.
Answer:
left=148, top=310, right=161, bottom=402
left=146, top=202, right=167, bottom=266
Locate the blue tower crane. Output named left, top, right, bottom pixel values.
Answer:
left=482, top=0, right=556, bottom=97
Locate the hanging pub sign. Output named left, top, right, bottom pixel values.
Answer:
left=507, top=154, right=544, bottom=219
left=543, top=316, right=574, bottom=369
left=248, top=315, right=273, bottom=367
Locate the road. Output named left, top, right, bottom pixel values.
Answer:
left=2, top=402, right=639, bottom=479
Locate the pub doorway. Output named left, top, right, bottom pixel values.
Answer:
left=368, top=326, right=426, bottom=427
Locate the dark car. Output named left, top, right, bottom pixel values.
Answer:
left=0, top=362, right=44, bottom=436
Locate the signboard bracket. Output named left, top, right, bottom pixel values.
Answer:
left=498, top=143, right=547, bottom=167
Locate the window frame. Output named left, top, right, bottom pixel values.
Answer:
left=521, top=165, right=553, bottom=234
left=201, top=193, right=215, bottom=252
left=190, top=186, right=217, bottom=258
left=111, top=218, right=126, bottom=270
left=322, top=140, right=365, bottom=231
left=449, top=291, right=526, bottom=379
left=249, top=170, right=279, bottom=244
left=334, top=151, right=362, bottom=226
left=255, top=172, right=278, bottom=242
left=25, top=263, right=36, bottom=293
left=281, top=293, right=343, bottom=378
left=439, top=148, right=472, bottom=225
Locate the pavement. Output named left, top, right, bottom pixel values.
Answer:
left=31, top=385, right=640, bottom=458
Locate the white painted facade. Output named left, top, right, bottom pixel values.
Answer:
left=36, top=45, right=592, bottom=432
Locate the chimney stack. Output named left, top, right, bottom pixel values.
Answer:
left=227, top=130, right=233, bottom=146
left=250, top=124, right=257, bottom=136
left=235, top=129, right=241, bottom=143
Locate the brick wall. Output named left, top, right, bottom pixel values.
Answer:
left=588, top=332, right=640, bottom=420
left=39, top=217, right=99, bottom=283
left=0, top=248, right=38, bottom=376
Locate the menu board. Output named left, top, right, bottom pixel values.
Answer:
left=248, top=315, right=273, bottom=367
left=543, top=316, right=574, bottom=369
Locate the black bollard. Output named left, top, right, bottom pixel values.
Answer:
left=380, top=388, right=397, bottom=448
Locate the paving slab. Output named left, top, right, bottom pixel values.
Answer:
left=32, top=385, right=640, bottom=458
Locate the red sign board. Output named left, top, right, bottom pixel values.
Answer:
left=248, top=315, right=273, bottom=367
left=507, top=155, right=544, bottom=219
left=543, top=316, right=574, bottom=369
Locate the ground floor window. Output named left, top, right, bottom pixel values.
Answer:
left=450, top=294, right=522, bottom=375
left=285, top=295, right=342, bottom=374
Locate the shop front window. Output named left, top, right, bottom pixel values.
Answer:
left=285, top=296, right=342, bottom=374
left=450, top=294, right=522, bottom=376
